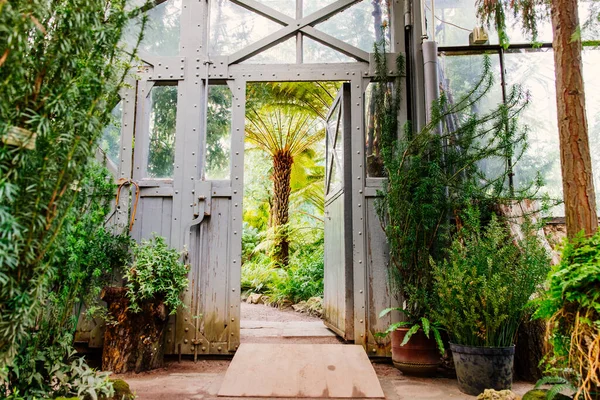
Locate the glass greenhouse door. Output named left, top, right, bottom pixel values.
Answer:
left=323, top=83, right=354, bottom=340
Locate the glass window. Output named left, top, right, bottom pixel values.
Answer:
left=326, top=101, right=342, bottom=193
left=304, top=0, right=336, bottom=16
left=147, top=85, right=178, bottom=179
left=439, top=53, right=506, bottom=182
left=210, top=0, right=283, bottom=56
left=243, top=37, right=296, bottom=64
left=364, top=83, right=385, bottom=177
left=205, top=85, right=233, bottom=180
left=432, top=0, right=552, bottom=46
left=304, top=37, right=356, bottom=63
left=124, top=0, right=182, bottom=57
left=257, top=0, right=296, bottom=18
left=504, top=49, right=563, bottom=215
left=315, top=0, right=390, bottom=53
left=100, top=101, right=123, bottom=168
left=583, top=49, right=600, bottom=214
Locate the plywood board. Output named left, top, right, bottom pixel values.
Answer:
left=217, top=344, right=384, bottom=398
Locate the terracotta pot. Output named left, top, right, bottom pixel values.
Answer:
left=391, top=327, right=441, bottom=375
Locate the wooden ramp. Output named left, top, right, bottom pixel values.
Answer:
left=218, top=344, right=385, bottom=398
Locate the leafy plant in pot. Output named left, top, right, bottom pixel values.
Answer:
left=432, top=207, right=550, bottom=395
left=373, top=45, right=534, bottom=374
left=102, top=235, right=189, bottom=373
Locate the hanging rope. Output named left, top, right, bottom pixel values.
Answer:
left=116, top=178, right=140, bottom=232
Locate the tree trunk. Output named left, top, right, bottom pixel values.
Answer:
left=515, top=317, right=547, bottom=382
left=551, top=0, right=598, bottom=238
left=101, top=287, right=168, bottom=374
left=271, top=150, right=293, bottom=267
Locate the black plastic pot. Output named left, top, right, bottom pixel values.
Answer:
left=450, top=343, right=515, bottom=396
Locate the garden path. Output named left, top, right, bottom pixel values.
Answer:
left=240, top=303, right=339, bottom=344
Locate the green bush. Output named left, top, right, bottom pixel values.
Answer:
left=432, top=207, right=550, bottom=347
left=241, top=239, right=324, bottom=305
left=534, top=229, right=600, bottom=399
left=1, top=164, right=129, bottom=399
left=270, top=246, right=324, bottom=304
left=0, top=0, right=143, bottom=367
left=125, top=235, right=189, bottom=313
left=241, top=253, right=277, bottom=294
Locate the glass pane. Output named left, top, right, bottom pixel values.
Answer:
left=315, top=0, right=390, bottom=53
left=327, top=103, right=342, bottom=193
left=504, top=49, right=563, bottom=215
left=583, top=49, right=600, bottom=214
left=304, top=0, right=336, bottom=16
left=580, top=3, right=600, bottom=42
left=432, top=0, right=552, bottom=46
left=303, top=37, right=356, bottom=63
left=243, top=37, right=296, bottom=64
left=439, top=53, right=506, bottom=183
left=100, top=101, right=122, bottom=168
left=124, top=0, right=182, bottom=57
left=205, top=85, right=233, bottom=180
left=210, top=0, right=283, bottom=55
left=258, top=0, right=296, bottom=18
left=335, top=109, right=344, bottom=181
left=147, top=86, right=178, bottom=179
left=364, top=83, right=386, bottom=177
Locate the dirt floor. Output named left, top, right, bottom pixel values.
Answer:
left=241, top=302, right=319, bottom=322
left=113, top=304, right=537, bottom=399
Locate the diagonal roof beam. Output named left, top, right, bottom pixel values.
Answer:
left=300, top=27, right=369, bottom=62
left=230, top=0, right=292, bottom=26
left=230, top=0, right=369, bottom=61
left=228, top=0, right=362, bottom=64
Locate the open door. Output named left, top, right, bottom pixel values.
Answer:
left=323, top=83, right=353, bottom=340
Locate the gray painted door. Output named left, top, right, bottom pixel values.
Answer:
left=323, top=83, right=353, bottom=340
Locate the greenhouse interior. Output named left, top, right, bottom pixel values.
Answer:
left=1, top=0, right=599, bottom=399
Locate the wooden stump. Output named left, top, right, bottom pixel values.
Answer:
left=101, top=287, right=169, bottom=373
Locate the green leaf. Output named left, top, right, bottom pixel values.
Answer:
left=400, top=324, right=421, bottom=346
left=432, top=327, right=445, bottom=355
left=378, top=307, right=407, bottom=318
left=421, top=317, right=431, bottom=338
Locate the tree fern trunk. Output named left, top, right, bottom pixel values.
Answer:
left=271, top=151, right=293, bottom=267
left=101, top=287, right=168, bottom=373
left=551, top=0, right=598, bottom=238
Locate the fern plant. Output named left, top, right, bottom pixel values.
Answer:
left=432, top=207, right=550, bottom=348
left=534, top=229, right=600, bottom=400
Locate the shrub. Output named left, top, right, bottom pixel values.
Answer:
left=433, top=207, right=550, bottom=347
left=1, top=164, right=129, bottom=398
left=0, top=0, right=144, bottom=367
left=241, top=241, right=324, bottom=305
left=270, top=246, right=324, bottom=304
left=125, top=235, right=189, bottom=313
left=241, top=253, right=277, bottom=294
left=535, top=229, right=600, bottom=399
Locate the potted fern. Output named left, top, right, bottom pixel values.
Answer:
left=432, top=208, right=549, bottom=395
